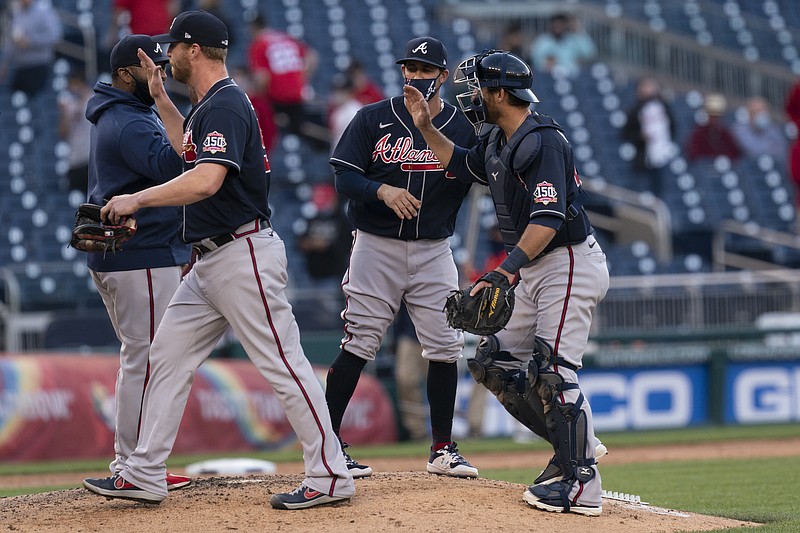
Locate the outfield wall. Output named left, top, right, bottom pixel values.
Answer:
left=0, top=354, right=396, bottom=462
left=454, top=341, right=800, bottom=437
left=1, top=345, right=798, bottom=461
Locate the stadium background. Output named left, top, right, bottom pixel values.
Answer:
left=1, top=0, right=800, bottom=460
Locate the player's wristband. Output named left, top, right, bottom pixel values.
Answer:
left=499, top=246, right=531, bottom=276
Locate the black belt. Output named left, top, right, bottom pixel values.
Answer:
left=193, top=218, right=270, bottom=257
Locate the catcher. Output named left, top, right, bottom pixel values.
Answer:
left=407, top=50, right=609, bottom=516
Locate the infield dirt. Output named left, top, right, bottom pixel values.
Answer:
left=4, top=438, right=796, bottom=532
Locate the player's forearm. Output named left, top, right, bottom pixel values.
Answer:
left=417, top=122, right=455, bottom=167
left=135, top=164, right=226, bottom=208
left=153, top=93, right=186, bottom=154
left=515, top=224, right=557, bottom=260
left=334, top=168, right=381, bottom=202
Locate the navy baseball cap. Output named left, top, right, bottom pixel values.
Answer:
left=396, top=37, right=447, bottom=69
left=152, top=10, right=229, bottom=49
left=110, top=34, right=170, bottom=70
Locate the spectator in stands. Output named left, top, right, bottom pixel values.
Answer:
left=58, top=67, right=93, bottom=194
left=83, top=34, right=191, bottom=492
left=295, top=181, right=353, bottom=288
left=392, top=302, right=427, bottom=442
left=732, top=96, right=788, bottom=160
left=106, top=0, right=179, bottom=51
left=685, top=93, right=742, bottom=163
left=529, top=13, right=596, bottom=78
left=785, top=80, right=800, bottom=215
left=328, top=73, right=364, bottom=153
left=230, top=66, right=277, bottom=155
left=347, top=60, right=384, bottom=105
left=0, top=0, right=62, bottom=98
left=499, top=19, right=529, bottom=63
left=247, top=13, right=327, bottom=148
left=622, top=76, right=677, bottom=195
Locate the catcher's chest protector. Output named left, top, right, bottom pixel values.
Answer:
left=484, top=119, right=561, bottom=251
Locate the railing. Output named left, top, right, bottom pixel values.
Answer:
left=582, top=178, right=673, bottom=262
left=712, top=219, right=800, bottom=272
left=55, top=8, right=98, bottom=82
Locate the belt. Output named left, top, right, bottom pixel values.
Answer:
left=193, top=218, right=270, bottom=257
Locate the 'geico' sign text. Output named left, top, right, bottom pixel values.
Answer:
left=731, top=366, right=800, bottom=423
left=582, top=370, right=697, bottom=431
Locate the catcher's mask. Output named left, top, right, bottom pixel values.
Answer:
left=454, top=49, right=539, bottom=135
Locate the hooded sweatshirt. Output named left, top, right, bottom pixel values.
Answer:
left=84, top=82, right=191, bottom=272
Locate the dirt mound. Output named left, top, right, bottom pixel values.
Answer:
left=0, top=472, right=756, bottom=532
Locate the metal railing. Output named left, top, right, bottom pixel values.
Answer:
left=712, top=219, right=800, bottom=272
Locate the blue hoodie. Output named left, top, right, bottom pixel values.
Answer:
left=84, top=82, right=191, bottom=272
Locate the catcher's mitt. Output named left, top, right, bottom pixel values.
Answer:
left=69, top=203, right=137, bottom=253
left=444, top=271, right=515, bottom=335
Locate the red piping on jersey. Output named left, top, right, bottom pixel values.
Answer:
left=552, top=246, right=575, bottom=405
left=232, top=219, right=262, bottom=238
left=246, top=238, right=339, bottom=493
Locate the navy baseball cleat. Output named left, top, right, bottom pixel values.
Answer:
left=523, top=481, right=602, bottom=516
left=341, top=442, right=373, bottom=478
left=269, top=484, right=350, bottom=510
left=166, top=472, right=192, bottom=490
left=426, top=442, right=479, bottom=478
left=83, top=474, right=164, bottom=503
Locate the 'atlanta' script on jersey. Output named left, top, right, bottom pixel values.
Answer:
left=372, top=134, right=440, bottom=166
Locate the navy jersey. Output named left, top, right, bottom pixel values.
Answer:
left=330, top=96, right=477, bottom=240
left=452, top=113, right=591, bottom=252
left=180, top=78, right=271, bottom=242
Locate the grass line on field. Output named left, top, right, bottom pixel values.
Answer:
left=1, top=423, right=798, bottom=476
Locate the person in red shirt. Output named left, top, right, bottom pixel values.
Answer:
left=347, top=60, right=384, bottom=105
left=107, top=0, right=179, bottom=49
left=785, top=80, right=800, bottom=211
left=685, top=93, right=742, bottom=163
left=247, top=13, right=326, bottom=147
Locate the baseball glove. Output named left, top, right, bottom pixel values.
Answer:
left=69, top=203, right=137, bottom=253
left=444, top=271, right=515, bottom=335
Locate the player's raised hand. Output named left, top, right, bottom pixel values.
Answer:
left=404, top=84, right=432, bottom=130
left=138, top=48, right=168, bottom=101
left=377, top=184, right=421, bottom=220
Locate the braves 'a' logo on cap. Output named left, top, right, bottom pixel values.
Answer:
left=154, top=43, right=163, bottom=54
left=412, top=42, right=428, bottom=54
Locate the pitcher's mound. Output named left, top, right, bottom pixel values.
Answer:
left=0, top=472, right=756, bottom=532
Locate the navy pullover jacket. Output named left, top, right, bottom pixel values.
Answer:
left=84, top=82, right=190, bottom=272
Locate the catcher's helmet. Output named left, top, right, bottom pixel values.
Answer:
left=454, top=50, right=538, bottom=134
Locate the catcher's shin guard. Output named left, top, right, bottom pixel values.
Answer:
left=467, top=335, right=549, bottom=441
left=532, top=369, right=596, bottom=509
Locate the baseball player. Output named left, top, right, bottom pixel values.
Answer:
left=83, top=34, right=192, bottom=492
left=82, top=11, right=354, bottom=510
left=406, top=50, right=609, bottom=515
left=325, top=36, right=479, bottom=478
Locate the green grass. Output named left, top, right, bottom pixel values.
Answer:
left=2, top=423, right=798, bottom=532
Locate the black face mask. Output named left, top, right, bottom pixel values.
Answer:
left=405, top=75, right=439, bottom=101
left=129, top=72, right=155, bottom=107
